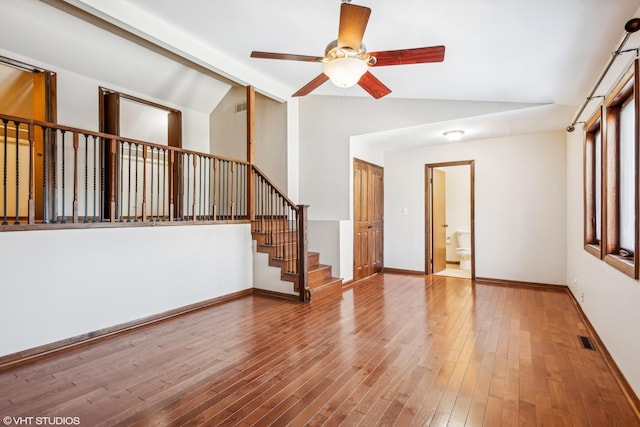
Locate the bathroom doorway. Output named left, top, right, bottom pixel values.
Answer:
left=425, top=160, right=475, bottom=279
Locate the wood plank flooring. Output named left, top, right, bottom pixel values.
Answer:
left=1, top=273, right=638, bottom=426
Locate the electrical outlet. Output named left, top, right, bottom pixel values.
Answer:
left=580, top=291, right=585, bottom=304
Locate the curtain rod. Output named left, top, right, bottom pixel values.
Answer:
left=567, top=18, right=640, bottom=132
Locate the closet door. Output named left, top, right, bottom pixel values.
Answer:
left=354, top=158, right=383, bottom=281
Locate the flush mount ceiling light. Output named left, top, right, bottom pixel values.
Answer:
left=443, top=130, right=464, bottom=141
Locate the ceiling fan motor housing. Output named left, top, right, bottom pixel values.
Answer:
left=324, top=39, right=375, bottom=65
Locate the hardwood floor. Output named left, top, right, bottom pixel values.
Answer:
left=1, top=273, right=638, bottom=426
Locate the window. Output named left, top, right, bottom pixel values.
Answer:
left=602, top=62, right=639, bottom=278
left=584, top=109, right=603, bottom=258
left=584, top=60, right=639, bottom=278
left=618, top=99, right=635, bottom=252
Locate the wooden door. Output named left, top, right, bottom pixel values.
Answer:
left=33, top=71, right=56, bottom=222
left=432, top=168, right=447, bottom=273
left=354, top=158, right=383, bottom=281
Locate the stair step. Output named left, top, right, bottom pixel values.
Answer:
left=253, top=226, right=341, bottom=302
left=308, top=277, right=343, bottom=303
left=307, top=252, right=320, bottom=267
left=256, top=241, right=298, bottom=258
left=308, top=264, right=332, bottom=287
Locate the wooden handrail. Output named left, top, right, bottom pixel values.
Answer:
left=252, top=165, right=297, bottom=208
left=251, top=166, right=309, bottom=302
left=0, top=113, right=251, bottom=166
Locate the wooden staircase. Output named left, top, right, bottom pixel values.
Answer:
left=251, top=218, right=342, bottom=303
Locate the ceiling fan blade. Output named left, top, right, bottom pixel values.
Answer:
left=292, top=74, right=330, bottom=97
left=337, top=3, right=371, bottom=49
left=369, top=46, right=446, bottom=66
left=358, top=71, right=391, bottom=99
left=251, top=51, right=324, bottom=63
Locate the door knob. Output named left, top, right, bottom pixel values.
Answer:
left=368, top=225, right=373, bottom=229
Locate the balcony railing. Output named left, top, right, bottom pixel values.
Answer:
left=0, top=113, right=309, bottom=301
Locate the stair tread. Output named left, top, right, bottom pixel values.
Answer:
left=309, top=263, right=332, bottom=272
left=308, top=276, right=342, bottom=289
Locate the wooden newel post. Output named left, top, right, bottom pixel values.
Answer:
left=297, top=204, right=310, bottom=302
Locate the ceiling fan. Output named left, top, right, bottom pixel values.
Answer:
left=250, top=1, right=445, bottom=99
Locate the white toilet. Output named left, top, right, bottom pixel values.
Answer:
left=456, top=231, right=472, bottom=270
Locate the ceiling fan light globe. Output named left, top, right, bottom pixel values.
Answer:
left=323, top=57, right=368, bottom=88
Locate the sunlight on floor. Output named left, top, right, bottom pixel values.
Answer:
left=434, top=263, right=471, bottom=279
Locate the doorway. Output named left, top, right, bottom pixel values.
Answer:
left=0, top=57, right=56, bottom=221
left=99, top=88, right=182, bottom=219
left=425, top=160, right=475, bottom=278
left=353, top=158, right=384, bottom=282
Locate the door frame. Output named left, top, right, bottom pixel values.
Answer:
left=425, top=160, right=475, bottom=278
left=98, top=87, right=182, bottom=219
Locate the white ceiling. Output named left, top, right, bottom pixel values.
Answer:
left=48, top=0, right=640, bottom=146
left=84, top=0, right=640, bottom=104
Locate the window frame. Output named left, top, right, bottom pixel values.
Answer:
left=602, top=61, right=639, bottom=278
left=583, top=107, right=604, bottom=258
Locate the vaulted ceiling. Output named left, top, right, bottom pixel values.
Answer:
left=60, top=0, right=640, bottom=104
left=24, top=0, right=640, bottom=145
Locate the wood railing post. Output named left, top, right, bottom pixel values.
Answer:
left=297, top=204, right=309, bottom=302
left=192, top=154, right=197, bottom=221
left=230, top=162, right=236, bottom=220
left=141, top=146, right=147, bottom=222
left=169, top=150, right=175, bottom=222
left=212, top=158, right=218, bottom=220
left=28, top=123, right=35, bottom=225
left=109, top=138, right=117, bottom=222
left=72, top=132, right=79, bottom=223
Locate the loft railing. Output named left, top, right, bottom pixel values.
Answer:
left=0, top=114, right=249, bottom=226
left=0, top=113, right=309, bottom=301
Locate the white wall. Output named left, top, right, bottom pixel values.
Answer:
left=287, top=99, right=300, bottom=203
left=566, top=128, right=640, bottom=397
left=307, top=220, right=341, bottom=280
left=0, top=224, right=253, bottom=357
left=210, top=86, right=247, bottom=160
left=252, top=241, right=297, bottom=297
left=210, top=89, right=288, bottom=191
left=255, top=94, right=288, bottom=192
left=299, top=95, right=536, bottom=281
left=298, top=96, right=543, bottom=220
left=384, top=131, right=567, bottom=285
